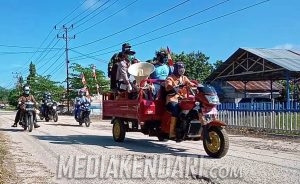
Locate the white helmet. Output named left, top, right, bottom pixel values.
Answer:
left=23, top=86, right=30, bottom=95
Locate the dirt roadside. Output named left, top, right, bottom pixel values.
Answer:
left=0, top=133, right=18, bottom=184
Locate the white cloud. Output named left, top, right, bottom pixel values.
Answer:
left=82, top=0, right=100, bottom=10
left=273, top=43, right=300, bottom=50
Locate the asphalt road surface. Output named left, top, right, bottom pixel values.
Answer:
left=0, top=110, right=299, bottom=184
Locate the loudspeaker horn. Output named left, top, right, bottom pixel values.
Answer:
left=128, top=62, right=155, bottom=85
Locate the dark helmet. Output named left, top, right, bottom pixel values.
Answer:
left=173, top=61, right=185, bottom=76
left=122, top=43, right=131, bottom=52
left=78, top=88, right=86, bottom=97
left=23, top=85, right=30, bottom=95
left=156, top=51, right=168, bottom=64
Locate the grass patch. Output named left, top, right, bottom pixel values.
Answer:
left=226, top=126, right=300, bottom=142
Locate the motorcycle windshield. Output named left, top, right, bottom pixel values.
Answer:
left=197, top=85, right=217, bottom=95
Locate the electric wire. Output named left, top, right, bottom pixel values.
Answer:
left=71, top=0, right=271, bottom=59
left=71, top=0, right=230, bottom=59
left=75, top=0, right=120, bottom=29
left=56, top=0, right=88, bottom=26
left=74, top=0, right=139, bottom=36
left=72, top=0, right=111, bottom=26
left=40, top=51, right=65, bottom=76
left=73, top=0, right=190, bottom=47
left=64, top=0, right=101, bottom=26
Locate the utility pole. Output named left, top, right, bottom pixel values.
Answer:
left=55, top=24, right=75, bottom=113
left=12, top=72, right=23, bottom=95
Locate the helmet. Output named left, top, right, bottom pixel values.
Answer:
left=47, top=92, right=52, bottom=99
left=78, top=89, right=86, bottom=97
left=43, top=92, right=48, bottom=98
left=122, top=43, right=131, bottom=52
left=23, top=86, right=30, bottom=95
left=156, top=51, right=168, bottom=64
left=173, top=61, right=185, bottom=76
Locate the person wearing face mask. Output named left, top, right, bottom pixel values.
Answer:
left=11, top=85, right=40, bottom=128
left=149, top=51, right=172, bottom=99
left=165, top=61, right=198, bottom=142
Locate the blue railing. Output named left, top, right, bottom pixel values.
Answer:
left=218, top=101, right=300, bottom=112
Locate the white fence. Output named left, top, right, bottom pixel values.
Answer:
left=218, top=110, right=300, bottom=134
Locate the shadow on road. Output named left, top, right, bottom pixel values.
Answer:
left=46, top=123, right=82, bottom=127
left=0, top=128, right=24, bottom=132
left=34, top=134, right=210, bottom=158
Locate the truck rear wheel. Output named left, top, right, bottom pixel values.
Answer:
left=113, top=118, right=126, bottom=142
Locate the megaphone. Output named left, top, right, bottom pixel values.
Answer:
left=128, top=62, right=155, bottom=85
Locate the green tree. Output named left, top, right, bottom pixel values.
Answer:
left=28, top=75, right=65, bottom=102
left=27, top=62, right=36, bottom=86
left=69, top=63, right=110, bottom=99
left=0, top=87, right=10, bottom=103
left=8, top=89, right=20, bottom=107
left=173, top=51, right=213, bottom=82
left=213, top=60, right=223, bottom=70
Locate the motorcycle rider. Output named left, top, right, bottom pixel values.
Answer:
left=11, top=85, right=40, bottom=128
left=74, top=88, right=91, bottom=121
left=41, top=92, right=53, bottom=118
left=165, top=62, right=210, bottom=143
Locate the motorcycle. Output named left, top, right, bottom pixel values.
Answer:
left=19, top=101, right=35, bottom=132
left=75, top=101, right=91, bottom=127
left=39, top=101, right=58, bottom=122
left=171, top=83, right=229, bottom=158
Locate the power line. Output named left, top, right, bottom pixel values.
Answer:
left=0, top=49, right=59, bottom=55
left=73, top=0, right=190, bottom=47
left=133, top=0, right=271, bottom=47
left=37, top=46, right=65, bottom=72
left=19, top=34, right=58, bottom=76
left=3, top=1, right=87, bottom=89
left=40, top=51, right=65, bottom=76
left=72, top=0, right=111, bottom=26
left=75, top=0, right=120, bottom=29
left=0, top=44, right=61, bottom=50
left=70, top=49, right=108, bottom=63
left=15, top=28, right=55, bottom=76
left=64, top=0, right=101, bottom=26
left=74, top=0, right=139, bottom=36
left=71, top=0, right=230, bottom=59
left=56, top=0, right=88, bottom=26
left=71, top=0, right=271, bottom=59
left=33, top=39, right=61, bottom=71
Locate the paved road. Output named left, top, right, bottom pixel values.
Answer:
left=0, top=110, right=299, bottom=184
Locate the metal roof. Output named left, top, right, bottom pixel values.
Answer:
left=205, top=48, right=300, bottom=82
left=241, top=48, right=300, bottom=72
left=227, top=81, right=283, bottom=92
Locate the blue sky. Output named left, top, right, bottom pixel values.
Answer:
left=0, top=0, right=299, bottom=89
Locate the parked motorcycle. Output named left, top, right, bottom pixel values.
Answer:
left=39, top=101, right=58, bottom=122
left=76, top=101, right=91, bottom=127
left=20, top=101, right=35, bottom=132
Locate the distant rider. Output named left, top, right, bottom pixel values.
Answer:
left=41, top=92, right=53, bottom=118
left=11, top=85, right=40, bottom=128
left=74, top=89, right=91, bottom=121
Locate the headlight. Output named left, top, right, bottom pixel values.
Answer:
left=52, top=106, right=57, bottom=110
